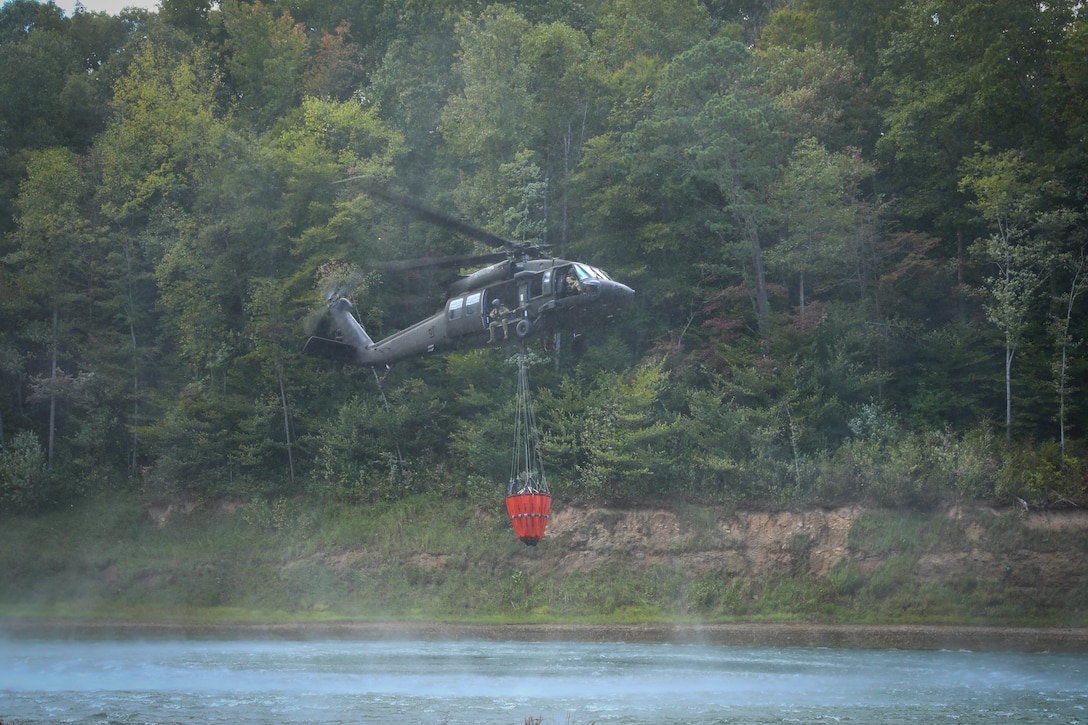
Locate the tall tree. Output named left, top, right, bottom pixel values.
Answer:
left=368, top=13, right=460, bottom=191
left=1049, top=248, right=1087, bottom=458
left=959, top=148, right=1055, bottom=441
left=95, top=38, right=222, bottom=225
left=301, top=20, right=365, bottom=101
left=521, top=20, right=599, bottom=252
left=0, top=7, right=75, bottom=236
left=8, top=148, right=93, bottom=474
left=656, top=38, right=792, bottom=333
left=797, top=0, right=905, bottom=79
left=218, top=0, right=308, bottom=132
left=769, top=138, right=873, bottom=327
left=440, top=5, right=534, bottom=225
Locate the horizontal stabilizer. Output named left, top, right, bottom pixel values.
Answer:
left=303, top=336, right=358, bottom=363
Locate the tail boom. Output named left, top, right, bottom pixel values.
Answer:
left=303, top=296, right=376, bottom=365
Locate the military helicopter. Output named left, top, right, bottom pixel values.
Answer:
left=302, top=185, right=635, bottom=369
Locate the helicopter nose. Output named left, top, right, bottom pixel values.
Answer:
left=603, top=280, right=635, bottom=310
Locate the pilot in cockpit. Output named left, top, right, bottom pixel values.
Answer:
left=565, top=268, right=583, bottom=295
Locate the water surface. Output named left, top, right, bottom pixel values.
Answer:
left=2, top=636, right=1085, bottom=723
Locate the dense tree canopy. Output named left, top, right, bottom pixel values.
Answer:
left=1, top=0, right=1085, bottom=512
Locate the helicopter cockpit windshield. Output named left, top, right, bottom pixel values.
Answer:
left=573, top=263, right=611, bottom=281
left=564, top=263, right=611, bottom=297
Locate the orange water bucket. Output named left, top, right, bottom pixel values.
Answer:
left=505, top=492, right=551, bottom=545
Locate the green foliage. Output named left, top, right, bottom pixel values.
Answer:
left=95, top=38, right=223, bottom=223
left=0, top=0, right=1085, bottom=514
left=995, top=440, right=1088, bottom=504
left=768, top=137, right=873, bottom=324
left=442, top=6, right=534, bottom=187
left=138, top=385, right=251, bottom=496
left=311, top=378, right=447, bottom=504
left=816, top=426, right=1001, bottom=507
left=539, top=358, right=679, bottom=500
left=0, top=430, right=48, bottom=512
left=590, top=0, right=711, bottom=71
left=218, top=0, right=308, bottom=130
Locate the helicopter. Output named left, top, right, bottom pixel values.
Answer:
left=302, top=185, right=635, bottom=369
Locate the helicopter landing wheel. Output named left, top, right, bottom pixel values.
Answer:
left=515, top=318, right=533, bottom=339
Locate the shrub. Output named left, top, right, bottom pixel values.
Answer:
left=996, top=440, right=1088, bottom=505
left=814, top=425, right=1000, bottom=507
left=0, top=431, right=49, bottom=513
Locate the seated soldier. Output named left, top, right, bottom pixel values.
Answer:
left=487, top=298, right=512, bottom=342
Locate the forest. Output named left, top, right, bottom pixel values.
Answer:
left=1, top=0, right=1086, bottom=514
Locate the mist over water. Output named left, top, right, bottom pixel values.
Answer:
left=2, top=636, right=1086, bottom=724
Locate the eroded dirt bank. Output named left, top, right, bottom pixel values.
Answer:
left=532, top=504, right=1088, bottom=600
left=150, top=499, right=1088, bottom=595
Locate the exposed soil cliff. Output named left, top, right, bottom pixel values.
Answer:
left=537, top=504, right=1088, bottom=591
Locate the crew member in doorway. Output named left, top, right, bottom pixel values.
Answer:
left=487, top=298, right=512, bottom=343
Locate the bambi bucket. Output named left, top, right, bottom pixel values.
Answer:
left=505, top=492, right=551, bottom=545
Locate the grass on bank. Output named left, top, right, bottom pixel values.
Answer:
left=1, top=492, right=1086, bottom=628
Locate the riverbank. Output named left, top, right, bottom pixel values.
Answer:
left=3, top=496, right=1087, bottom=633
left=4, top=618, right=1088, bottom=653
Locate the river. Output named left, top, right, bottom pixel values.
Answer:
left=2, top=634, right=1086, bottom=724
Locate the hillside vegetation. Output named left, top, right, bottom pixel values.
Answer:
left=1, top=1, right=1087, bottom=555
left=2, top=494, right=1086, bottom=627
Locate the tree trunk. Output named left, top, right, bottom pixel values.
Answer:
left=48, top=305, right=57, bottom=471
left=278, top=366, right=295, bottom=484
left=1055, top=252, right=1086, bottom=458
left=799, top=269, right=806, bottom=328
left=745, top=213, right=771, bottom=332
left=125, top=241, right=139, bottom=474
left=1005, top=337, right=1014, bottom=443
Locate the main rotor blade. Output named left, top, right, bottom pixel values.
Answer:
left=338, top=177, right=520, bottom=252
left=380, top=251, right=510, bottom=274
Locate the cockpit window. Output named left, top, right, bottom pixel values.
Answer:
left=574, top=264, right=611, bottom=281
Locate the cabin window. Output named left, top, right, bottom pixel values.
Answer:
left=448, top=297, right=464, bottom=320
left=465, top=292, right=482, bottom=316
left=526, top=274, right=542, bottom=299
